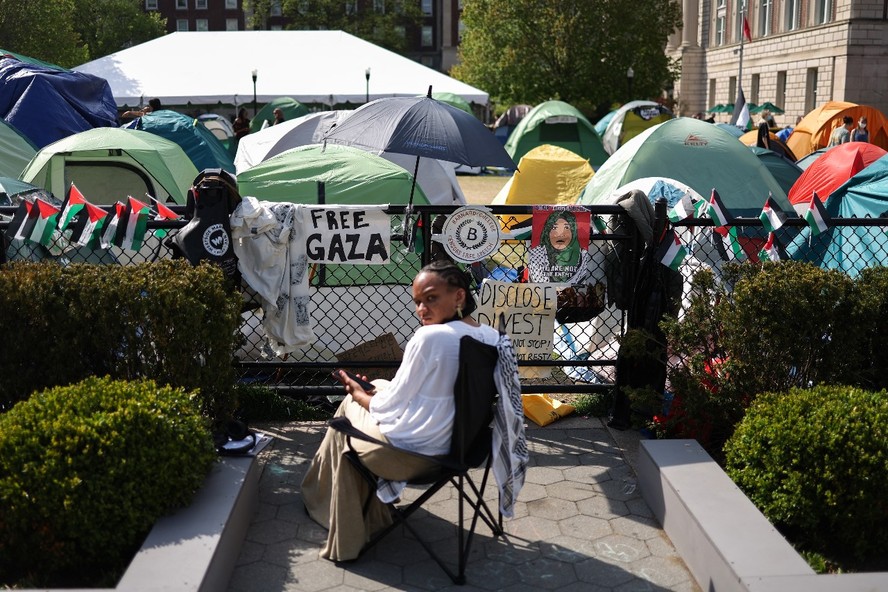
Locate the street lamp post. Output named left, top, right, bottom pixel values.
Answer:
left=251, top=69, right=258, bottom=118
left=365, top=68, right=371, bottom=104
left=626, top=67, right=635, bottom=101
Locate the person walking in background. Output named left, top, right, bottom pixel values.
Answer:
left=233, top=108, right=251, bottom=140
left=828, top=116, right=853, bottom=147
left=852, top=116, right=869, bottom=143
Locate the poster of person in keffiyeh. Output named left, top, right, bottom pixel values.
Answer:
left=527, top=206, right=591, bottom=283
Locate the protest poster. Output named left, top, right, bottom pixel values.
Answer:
left=304, top=205, right=390, bottom=264
left=528, top=205, right=591, bottom=283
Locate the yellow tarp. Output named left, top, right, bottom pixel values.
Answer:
left=492, top=144, right=594, bottom=206
left=786, top=101, right=888, bottom=159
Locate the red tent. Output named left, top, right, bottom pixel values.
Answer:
left=787, top=142, right=887, bottom=212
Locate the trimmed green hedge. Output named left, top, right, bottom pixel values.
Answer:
left=0, top=377, right=217, bottom=586
left=724, top=385, right=888, bottom=569
left=0, top=260, right=242, bottom=421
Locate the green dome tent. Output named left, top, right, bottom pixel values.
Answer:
left=505, top=100, right=608, bottom=168
left=20, top=127, right=198, bottom=205
left=238, top=143, right=430, bottom=286
left=131, top=110, right=235, bottom=174
left=0, top=118, right=37, bottom=178
left=249, top=97, right=310, bottom=133
left=577, top=117, right=791, bottom=217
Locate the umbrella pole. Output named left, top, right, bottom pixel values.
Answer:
left=403, top=154, right=421, bottom=250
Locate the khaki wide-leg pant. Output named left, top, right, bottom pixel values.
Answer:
left=301, top=394, right=439, bottom=561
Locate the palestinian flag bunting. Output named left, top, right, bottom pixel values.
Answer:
left=4, top=199, right=38, bottom=242
left=804, top=192, right=831, bottom=236
left=656, top=229, right=688, bottom=271
left=758, top=232, right=786, bottom=262
left=114, top=196, right=152, bottom=251
left=58, top=184, right=89, bottom=231
left=101, top=201, right=126, bottom=249
left=592, top=215, right=608, bottom=234
left=28, top=198, right=60, bottom=247
left=149, top=196, right=180, bottom=238
left=759, top=194, right=788, bottom=233
left=714, top=225, right=746, bottom=261
left=67, top=202, right=108, bottom=249
left=705, top=189, right=732, bottom=228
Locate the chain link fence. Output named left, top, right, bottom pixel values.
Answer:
left=5, top=199, right=886, bottom=402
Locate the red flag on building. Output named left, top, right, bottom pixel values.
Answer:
left=743, top=17, right=752, bottom=42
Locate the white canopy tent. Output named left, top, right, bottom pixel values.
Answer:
left=74, top=30, right=489, bottom=108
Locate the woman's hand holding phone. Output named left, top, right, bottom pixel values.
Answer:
left=333, top=369, right=376, bottom=393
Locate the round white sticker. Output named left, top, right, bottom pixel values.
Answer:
left=202, top=223, right=230, bottom=257
left=440, top=206, right=500, bottom=263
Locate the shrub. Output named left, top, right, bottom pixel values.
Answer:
left=0, top=260, right=243, bottom=421
left=233, top=383, right=332, bottom=421
left=854, top=266, right=888, bottom=391
left=724, top=385, right=888, bottom=569
left=660, top=261, right=865, bottom=457
left=0, top=377, right=217, bottom=586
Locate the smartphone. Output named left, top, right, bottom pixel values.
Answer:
left=333, top=369, right=376, bottom=392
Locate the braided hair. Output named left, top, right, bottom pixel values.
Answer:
left=418, top=260, right=477, bottom=316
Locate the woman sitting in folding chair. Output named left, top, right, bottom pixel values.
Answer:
left=301, top=260, right=503, bottom=562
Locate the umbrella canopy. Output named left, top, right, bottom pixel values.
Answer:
left=323, top=92, right=515, bottom=170
left=250, top=97, right=310, bottom=133
left=21, top=127, right=199, bottom=205
left=750, top=102, right=784, bottom=114
left=748, top=147, right=803, bottom=195
left=787, top=141, right=887, bottom=212
left=577, top=117, right=791, bottom=217
left=707, top=104, right=727, bottom=113
left=130, top=110, right=236, bottom=174
left=235, top=110, right=466, bottom=205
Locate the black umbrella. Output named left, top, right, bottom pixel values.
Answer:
left=323, top=86, right=516, bottom=247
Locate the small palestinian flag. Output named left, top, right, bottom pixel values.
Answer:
left=656, top=229, right=687, bottom=271
left=28, top=198, right=60, bottom=247
left=592, top=215, right=608, bottom=234
left=757, top=232, right=786, bottom=262
left=58, top=184, right=89, bottom=232
left=759, top=194, right=788, bottom=233
left=67, top=202, right=108, bottom=249
left=149, top=196, right=180, bottom=238
left=804, top=192, right=831, bottom=236
left=705, top=189, right=732, bottom=228
left=114, top=196, right=152, bottom=251
left=101, top=201, right=126, bottom=249
left=4, top=199, right=38, bottom=242
left=714, top=225, right=746, bottom=261
left=668, top=194, right=697, bottom=223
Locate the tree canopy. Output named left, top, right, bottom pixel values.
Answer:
left=0, top=0, right=166, bottom=68
left=451, top=0, right=682, bottom=115
left=244, top=0, right=422, bottom=53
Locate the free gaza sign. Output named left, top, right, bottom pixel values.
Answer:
left=305, top=205, right=390, bottom=264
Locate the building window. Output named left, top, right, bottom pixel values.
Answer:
left=759, top=0, right=772, bottom=36
left=196, top=18, right=209, bottom=31
left=717, top=0, right=725, bottom=7
left=776, top=70, right=787, bottom=111
left=271, top=0, right=282, bottom=16
left=805, top=68, right=818, bottom=113
left=196, top=0, right=207, bottom=8
left=271, top=24, right=283, bottom=30
left=226, top=0, right=238, bottom=7
left=458, top=19, right=466, bottom=43
left=177, top=19, right=189, bottom=31
left=421, top=55, right=434, bottom=67
left=729, top=76, right=737, bottom=103
left=815, top=0, right=832, bottom=24
left=345, top=1, right=357, bottom=15
left=785, top=0, right=800, bottom=30
left=421, top=25, right=433, bottom=47
left=709, top=78, right=717, bottom=108
left=176, top=0, right=187, bottom=8
left=374, top=0, right=385, bottom=13
left=421, top=0, right=433, bottom=16
left=735, top=0, right=747, bottom=41
left=226, top=18, right=239, bottom=30
left=145, top=0, right=158, bottom=10
left=715, top=14, right=726, bottom=45
left=751, top=73, right=760, bottom=104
